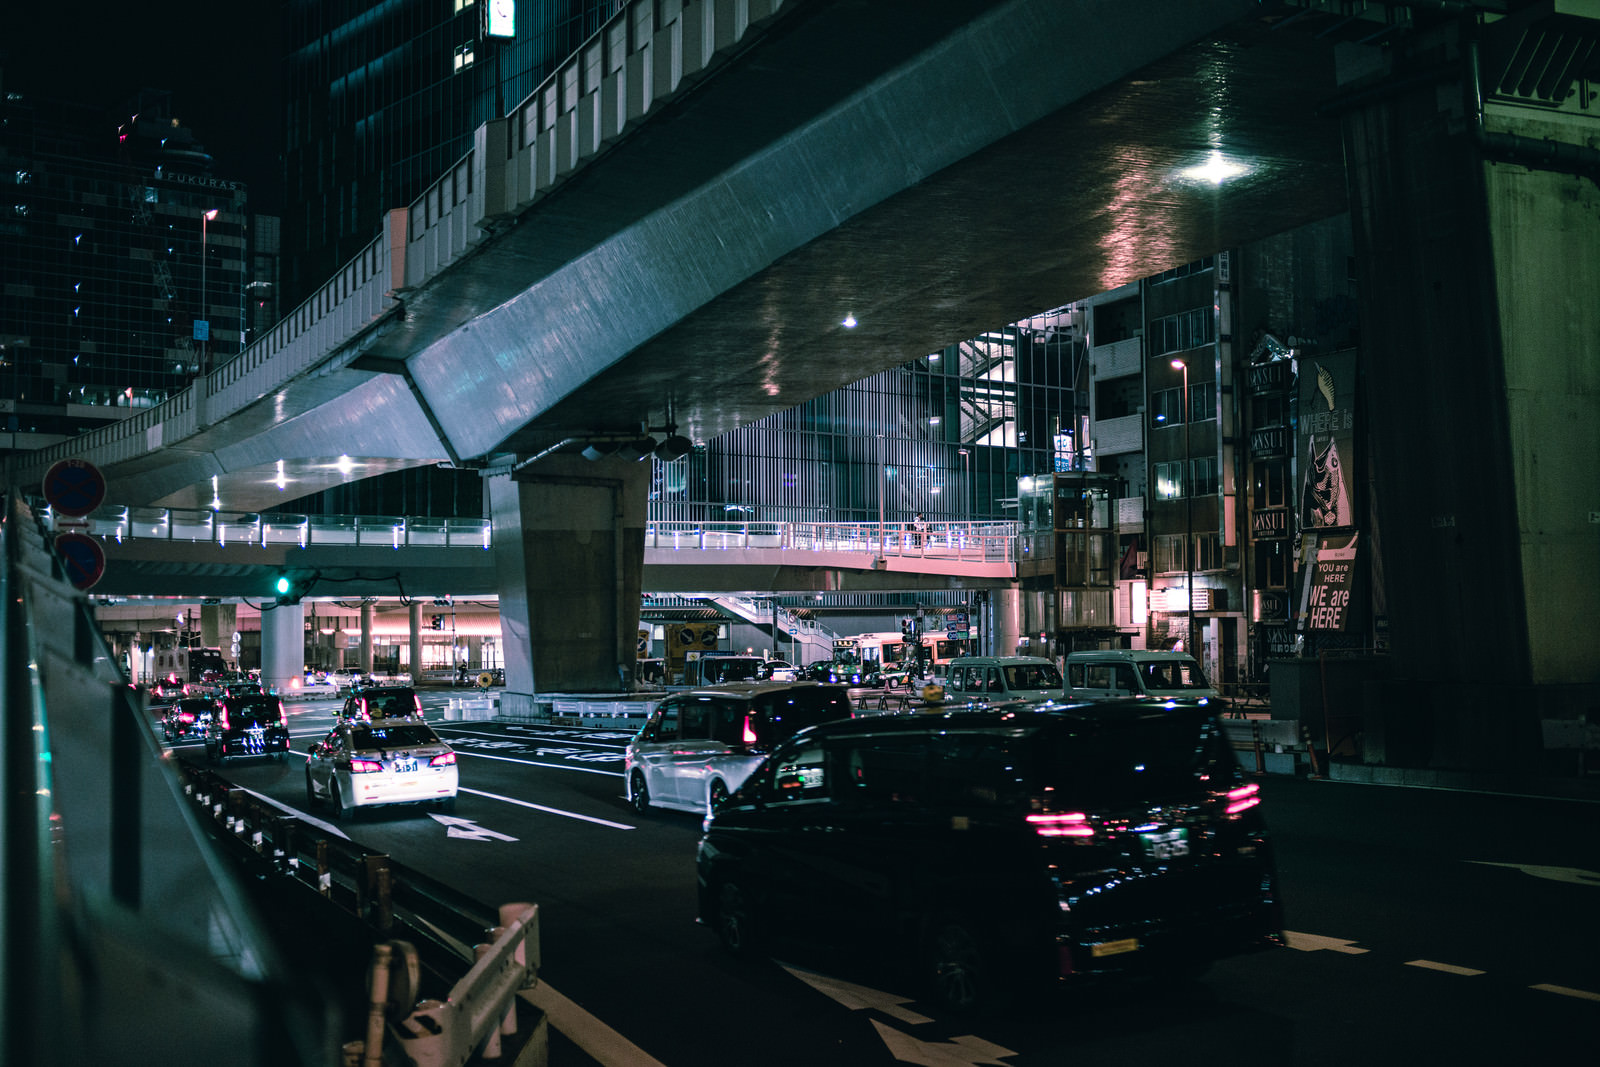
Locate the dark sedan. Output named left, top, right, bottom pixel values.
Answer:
left=205, top=694, right=292, bottom=763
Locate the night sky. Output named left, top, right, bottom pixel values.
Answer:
left=1, top=1, right=285, bottom=212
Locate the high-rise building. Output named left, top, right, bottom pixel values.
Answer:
left=0, top=87, right=257, bottom=456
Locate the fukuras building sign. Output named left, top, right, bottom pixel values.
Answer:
left=1302, top=532, right=1359, bottom=632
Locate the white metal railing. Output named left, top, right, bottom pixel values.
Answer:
left=38, top=502, right=493, bottom=552
left=36, top=501, right=1020, bottom=569
left=645, top=520, right=1019, bottom=564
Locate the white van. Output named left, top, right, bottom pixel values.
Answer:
left=941, top=656, right=1064, bottom=704
left=1063, top=649, right=1220, bottom=705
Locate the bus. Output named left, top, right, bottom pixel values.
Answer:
left=152, top=646, right=228, bottom=684
left=832, top=630, right=973, bottom=679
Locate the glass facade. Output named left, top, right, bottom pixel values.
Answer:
left=281, top=0, right=622, bottom=306
left=0, top=90, right=249, bottom=449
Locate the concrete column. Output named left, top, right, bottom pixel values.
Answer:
left=409, top=601, right=423, bottom=682
left=487, top=453, right=649, bottom=715
left=200, top=603, right=236, bottom=659
left=360, top=601, right=374, bottom=675
left=994, top=586, right=1023, bottom=660
left=260, top=599, right=304, bottom=694
left=1338, top=22, right=1600, bottom=768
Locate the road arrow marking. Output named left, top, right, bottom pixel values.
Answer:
left=781, top=964, right=933, bottom=1024
left=429, top=813, right=518, bottom=841
left=1468, top=861, right=1600, bottom=887
left=1283, top=931, right=1370, bottom=954
left=869, top=1020, right=1017, bottom=1066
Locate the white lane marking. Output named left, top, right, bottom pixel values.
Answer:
left=522, top=983, right=666, bottom=1067
left=430, top=814, right=518, bottom=841
left=1468, top=861, right=1600, bottom=886
left=1283, top=931, right=1370, bottom=954
left=1531, top=983, right=1600, bottom=1002
left=461, top=787, right=635, bottom=830
left=1405, top=959, right=1485, bottom=976
left=238, top=788, right=349, bottom=840
left=869, top=1019, right=1018, bottom=1066
left=454, top=750, right=622, bottom=777
left=437, top=728, right=625, bottom=751
left=781, top=963, right=933, bottom=1025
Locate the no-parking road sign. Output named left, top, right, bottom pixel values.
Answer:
left=54, top=532, right=106, bottom=590
left=42, top=459, right=107, bottom=518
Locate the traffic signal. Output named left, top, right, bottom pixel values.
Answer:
left=430, top=614, right=444, bottom=630
left=272, top=571, right=303, bottom=603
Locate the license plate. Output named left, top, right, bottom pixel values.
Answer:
left=393, top=759, right=418, bottom=774
left=1140, top=828, right=1189, bottom=859
left=1090, top=938, right=1140, bottom=958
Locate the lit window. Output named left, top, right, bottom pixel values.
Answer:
left=454, top=42, right=475, bottom=70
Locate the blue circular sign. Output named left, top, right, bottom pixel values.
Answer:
left=42, top=460, right=106, bottom=518
left=54, top=532, right=106, bottom=590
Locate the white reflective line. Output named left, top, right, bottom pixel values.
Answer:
left=1283, top=931, right=1369, bottom=954
left=454, top=750, right=622, bottom=777
left=523, top=983, right=665, bottom=1067
left=238, top=788, right=349, bottom=840
left=437, top=728, right=624, bottom=751
left=1531, top=983, right=1600, bottom=1002
left=461, top=787, right=634, bottom=830
left=1405, top=959, right=1485, bottom=976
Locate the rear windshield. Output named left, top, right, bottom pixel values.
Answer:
left=828, top=709, right=1233, bottom=810
left=751, top=686, right=852, bottom=744
left=363, top=690, right=418, bottom=718
left=700, top=658, right=762, bottom=684
left=352, top=724, right=440, bottom=749
left=227, top=699, right=280, bottom=723
left=1030, top=709, right=1233, bottom=803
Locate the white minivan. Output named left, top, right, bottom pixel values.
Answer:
left=941, top=656, right=1064, bottom=704
left=625, top=681, right=853, bottom=815
left=1063, top=649, right=1221, bottom=705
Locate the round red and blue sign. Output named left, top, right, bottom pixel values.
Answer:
left=42, top=459, right=107, bottom=518
left=54, top=532, right=106, bottom=591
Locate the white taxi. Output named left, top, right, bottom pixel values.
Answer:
left=304, top=718, right=458, bottom=818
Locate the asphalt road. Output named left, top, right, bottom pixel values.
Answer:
left=189, top=694, right=1600, bottom=1066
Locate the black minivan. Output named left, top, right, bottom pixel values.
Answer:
left=695, top=701, right=1283, bottom=1011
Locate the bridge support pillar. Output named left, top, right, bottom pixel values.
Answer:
left=409, top=601, right=423, bottom=682
left=200, top=603, right=236, bottom=664
left=1338, top=23, right=1600, bottom=769
left=260, top=599, right=304, bottom=695
left=994, top=587, right=1022, bottom=660
left=488, top=454, right=649, bottom=713
left=360, top=601, right=375, bottom=675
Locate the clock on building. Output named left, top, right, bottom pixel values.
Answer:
left=487, top=0, right=515, bottom=39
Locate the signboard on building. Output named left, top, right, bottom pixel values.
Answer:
left=1248, top=360, right=1292, bottom=393
left=1252, top=507, right=1289, bottom=540
left=1250, top=425, right=1288, bottom=458
left=1297, top=352, right=1357, bottom=531
left=1301, top=532, right=1359, bottom=632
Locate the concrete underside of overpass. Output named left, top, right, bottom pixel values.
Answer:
left=88, top=0, right=1348, bottom=512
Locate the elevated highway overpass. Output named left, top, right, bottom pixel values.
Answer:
left=4, top=0, right=1356, bottom=511
left=10, top=0, right=1598, bottom=756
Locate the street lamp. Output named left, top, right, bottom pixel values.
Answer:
left=199, top=208, right=218, bottom=375
left=1170, top=357, right=1196, bottom=659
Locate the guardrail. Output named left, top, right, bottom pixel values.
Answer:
left=1, top=493, right=333, bottom=1066
left=179, top=764, right=544, bottom=1065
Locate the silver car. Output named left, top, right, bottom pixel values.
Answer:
left=305, top=719, right=459, bottom=818
left=625, top=682, right=852, bottom=815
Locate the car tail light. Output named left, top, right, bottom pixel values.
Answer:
left=429, top=752, right=456, bottom=767
left=349, top=758, right=383, bottom=773
left=1225, top=782, right=1261, bottom=815
left=414, top=695, right=424, bottom=716
left=217, top=708, right=230, bottom=731
left=743, top=715, right=758, bottom=745
left=1027, top=811, right=1093, bottom=837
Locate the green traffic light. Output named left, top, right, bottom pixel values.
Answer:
left=275, top=574, right=291, bottom=595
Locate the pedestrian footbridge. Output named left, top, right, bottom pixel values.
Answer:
left=42, top=501, right=1019, bottom=598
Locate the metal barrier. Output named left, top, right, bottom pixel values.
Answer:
left=1, top=492, right=335, bottom=1066
left=178, top=764, right=544, bottom=1064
